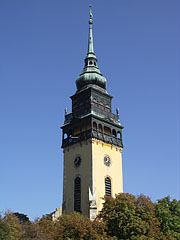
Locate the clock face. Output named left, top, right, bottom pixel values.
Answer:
left=74, top=156, right=81, bottom=167
left=104, top=156, right=111, bottom=167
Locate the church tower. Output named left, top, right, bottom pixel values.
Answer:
left=61, top=7, right=123, bottom=220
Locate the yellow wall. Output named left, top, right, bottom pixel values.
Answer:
left=92, top=139, right=123, bottom=213
left=63, top=138, right=123, bottom=217
left=63, top=140, right=92, bottom=217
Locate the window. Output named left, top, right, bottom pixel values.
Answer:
left=64, top=133, right=68, bottom=139
left=99, top=105, right=104, bottom=110
left=112, top=129, right=117, bottom=138
left=105, top=107, right=110, bottom=112
left=93, top=122, right=97, bottom=131
left=104, top=126, right=111, bottom=136
left=117, top=131, right=122, bottom=139
left=74, top=177, right=81, bottom=212
left=105, top=177, right=111, bottom=196
left=98, top=124, right=103, bottom=133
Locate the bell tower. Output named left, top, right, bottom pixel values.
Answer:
left=61, top=6, right=123, bottom=220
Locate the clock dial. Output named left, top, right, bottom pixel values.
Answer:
left=74, top=157, right=81, bottom=167
left=104, top=156, right=111, bottom=167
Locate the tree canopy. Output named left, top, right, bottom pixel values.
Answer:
left=98, top=193, right=165, bottom=239
left=0, top=194, right=179, bottom=240
left=155, top=196, right=180, bottom=239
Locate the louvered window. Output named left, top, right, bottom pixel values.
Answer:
left=74, top=177, right=81, bottom=212
left=105, top=177, right=111, bottom=196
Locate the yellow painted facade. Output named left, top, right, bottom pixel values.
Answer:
left=92, top=139, right=123, bottom=213
left=63, top=140, right=92, bottom=217
left=63, top=138, right=123, bottom=217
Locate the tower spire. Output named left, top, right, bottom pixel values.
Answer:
left=76, top=6, right=107, bottom=91
left=88, top=5, right=94, bottom=54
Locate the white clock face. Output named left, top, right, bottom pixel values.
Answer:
left=104, top=156, right=111, bottom=167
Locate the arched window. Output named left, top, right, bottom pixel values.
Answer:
left=64, top=133, right=68, bottom=139
left=98, top=124, right=103, bottom=133
left=105, top=177, right=112, bottom=196
left=93, top=122, right=97, bottom=131
left=112, top=129, right=117, bottom=138
left=74, top=177, right=81, bottom=212
left=104, top=126, right=111, bottom=136
left=117, top=131, right=122, bottom=139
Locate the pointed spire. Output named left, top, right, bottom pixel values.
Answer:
left=75, top=6, right=107, bottom=91
left=88, top=5, right=94, bottom=54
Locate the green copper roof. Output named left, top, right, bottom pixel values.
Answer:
left=76, top=6, right=107, bottom=91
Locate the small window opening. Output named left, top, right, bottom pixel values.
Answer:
left=105, top=177, right=112, bottom=196
left=99, top=124, right=103, bottom=133
left=117, top=132, right=121, bottom=139
left=93, top=122, right=97, bottom=131
left=74, top=177, right=81, bottom=212
left=112, top=129, right=117, bottom=138
left=64, top=133, right=68, bottom=139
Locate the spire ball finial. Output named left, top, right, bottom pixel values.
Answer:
left=89, top=5, right=93, bottom=24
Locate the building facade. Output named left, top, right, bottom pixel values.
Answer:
left=61, top=7, right=123, bottom=220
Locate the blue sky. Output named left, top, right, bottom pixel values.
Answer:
left=0, top=0, right=179, bottom=220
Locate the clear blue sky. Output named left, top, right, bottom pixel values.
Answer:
left=0, top=0, right=179, bottom=220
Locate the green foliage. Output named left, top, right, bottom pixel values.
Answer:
left=13, top=212, right=29, bottom=225
left=2, top=212, right=24, bottom=240
left=1, top=194, right=180, bottom=240
left=155, top=196, right=180, bottom=240
left=21, top=212, right=106, bottom=240
left=98, top=193, right=166, bottom=240
left=56, top=212, right=106, bottom=240
left=0, top=215, right=9, bottom=240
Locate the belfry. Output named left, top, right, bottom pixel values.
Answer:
left=61, top=6, right=123, bottom=220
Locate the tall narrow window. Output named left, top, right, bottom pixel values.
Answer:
left=105, top=177, right=111, bottom=196
left=74, top=177, right=81, bottom=212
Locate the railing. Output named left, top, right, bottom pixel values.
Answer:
left=92, top=130, right=123, bottom=147
left=62, top=129, right=123, bottom=148
left=64, top=107, right=120, bottom=125
left=91, top=106, right=119, bottom=122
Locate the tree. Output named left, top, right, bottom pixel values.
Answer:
left=33, top=215, right=60, bottom=240
left=13, top=212, right=29, bottom=225
left=56, top=212, right=107, bottom=240
left=25, top=212, right=107, bottom=240
left=2, top=211, right=24, bottom=240
left=0, top=215, right=9, bottom=240
left=1, top=194, right=179, bottom=240
left=98, top=193, right=166, bottom=240
left=155, top=196, right=180, bottom=240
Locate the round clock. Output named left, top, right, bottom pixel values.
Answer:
left=74, top=156, right=81, bottom=167
left=104, top=155, right=111, bottom=167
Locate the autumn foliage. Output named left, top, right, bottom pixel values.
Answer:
left=0, top=193, right=180, bottom=240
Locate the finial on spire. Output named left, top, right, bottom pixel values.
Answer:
left=88, top=5, right=94, bottom=54
left=89, top=5, right=93, bottom=24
